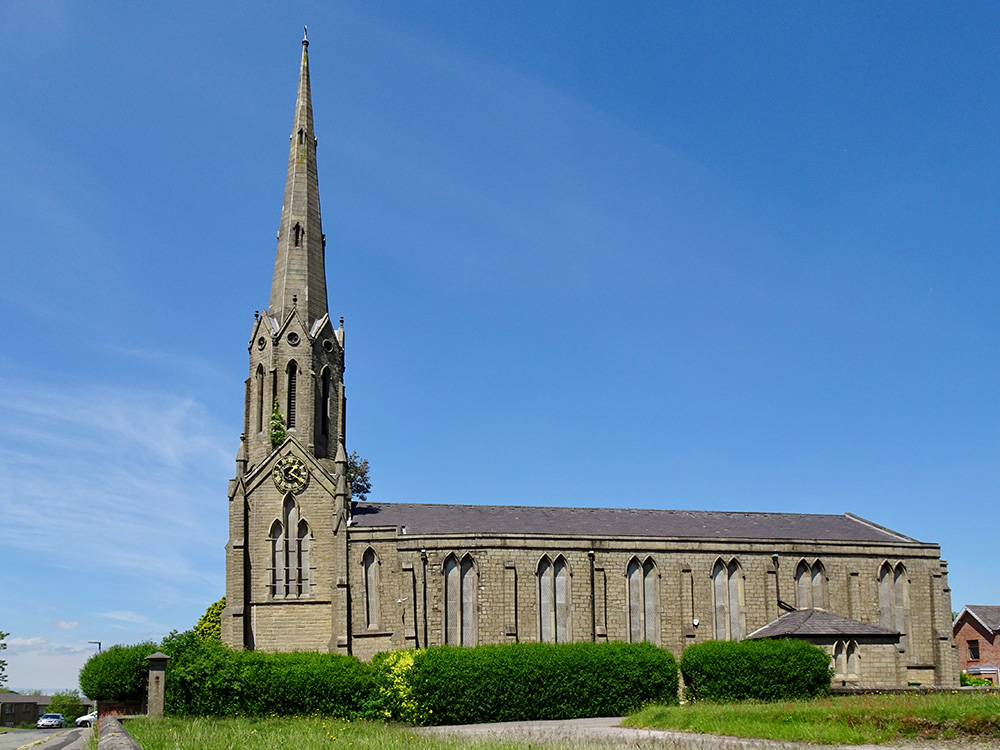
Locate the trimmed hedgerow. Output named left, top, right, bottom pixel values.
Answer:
left=680, top=639, right=833, bottom=702
left=79, top=641, right=159, bottom=701
left=160, top=630, right=375, bottom=717
left=397, top=641, right=678, bottom=726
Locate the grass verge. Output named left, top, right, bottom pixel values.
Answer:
left=125, top=715, right=567, bottom=750
left=625, top=692, right=1000, bottom=745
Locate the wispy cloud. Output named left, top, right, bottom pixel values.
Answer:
left=53, top=621, right=79, bottom=631
left=95, top=611, right=160, bottom=628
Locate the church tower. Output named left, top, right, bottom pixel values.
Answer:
left=223, top=33, right=352, bottom=653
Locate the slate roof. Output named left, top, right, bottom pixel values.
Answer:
left=747, top=609, right=900, bottom=639
left=350, top=502, right=918, bottom=544
left=958, top=605, right=1000, bottom=634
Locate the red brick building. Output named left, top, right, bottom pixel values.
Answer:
left=953, top=605, right=1000, bottom=684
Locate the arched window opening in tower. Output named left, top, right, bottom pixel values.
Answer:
left=286, top=361, right=297, bottom=429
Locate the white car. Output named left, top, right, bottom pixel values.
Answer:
left=36, top=713, right=65, bottom=729
left=75, top=710, right=98, bottom=727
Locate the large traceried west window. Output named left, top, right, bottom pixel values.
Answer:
left=362, top=547, right=380, bottom=630
left=268, top=497, right=312, bottom=598
left=443, top=553, right=477, bottom=646
left=878, top=561, right=909, bottom=651
left=538, top=555, right=570, bottom=643
left=626, top=556, right=658, bottom=643
left=712, top=558, right=745, bottom=641
left=794, top=559, right=828, bottom=609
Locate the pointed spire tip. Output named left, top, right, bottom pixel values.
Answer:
left=303, top=25, right=309, bottom=46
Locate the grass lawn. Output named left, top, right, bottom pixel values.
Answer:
left=124, top=715, right=559, bottom=750
left=625, top=692, right=1000, bottom=745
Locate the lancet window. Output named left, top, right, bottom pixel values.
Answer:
left=794, top=559, right=828, bottom=609
left=712, top=558, right=745, bottom=641
left=878, top=561, right=909, bottom=651
left=286, top=361, right=298, bottom=429
left=626, top=556, right=658, bottom=643
left=362, top=547, right=380, bottom=630
left=538, top=555, right=570, bottom=643
left=268, top=497, right=312, bottom=598
left=443, top=553, right=477, bottom=646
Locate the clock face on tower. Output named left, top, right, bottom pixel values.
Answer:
left=273, top=455, right=309, bottom=494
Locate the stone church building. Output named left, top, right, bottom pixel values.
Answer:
left=222, top=37, right=958, bottom=688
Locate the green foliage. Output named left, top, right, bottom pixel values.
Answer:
left=194, top=597, right=226, bottom=640
left=47, top=689, right=85, bottom=721
left=269, top=398, right=286, bottom=449
left=961, top=671, right=993, bottom=686
left=160, top=630, right=374, bottom=717
left=346, top=450, right=371, bottom=501
left=680, top=638, right=833, bottom=702
left=79, top=641, right=158, bottom=701
left=388, top=641, right=678, bottom=726
left=0, top=630, right=7, bottom=688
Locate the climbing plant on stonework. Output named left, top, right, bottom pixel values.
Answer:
left=195, top=597, right=226, bottom=640
left=269, top=398, right=286, bottom=449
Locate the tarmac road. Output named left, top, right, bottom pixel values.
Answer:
left=0, top=726, right=89, bottom=750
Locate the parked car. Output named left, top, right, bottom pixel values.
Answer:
left=36, top=713, right=66, bottom=729
left=75, top=710, right=98, bottom=727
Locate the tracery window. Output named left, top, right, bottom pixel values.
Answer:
left=712, top=558, right=745, bottom=641
left=626, top=556, right=658, bottom=643
left=878, top=561, right=909, bottom=651
left=362, top=547, right=380, bottom=630
left=538, top=555, right=570, bottom=643
left=443, top=553, right=477, bottom=646
left=794, top=559, right=827, bottom=609
left=269, top=498, right=312, bottom=598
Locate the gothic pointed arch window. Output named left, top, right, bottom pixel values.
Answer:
left=268, top=497, right=311, bottom=599
left=794, top=559, right=828, bottom=609
left=538, top=555, right=570, bottom=643
left=878, top=561, right=909, bottom=651
left=268, top=519, right=282, bottom=596
left=712, top=558, right=745, bottom=641
left=320, top=367, right=332, bottom=437
left=443, top=553, right=477, bottom=646
left=833, top=640, right=860, bottom=681
left=255, top=364, right=265, bottom=433
left=626, top=556, right=658, bottom=643
left=286, top=360, right=298, bottom=429
left=362, top=547, right=380, bottom=630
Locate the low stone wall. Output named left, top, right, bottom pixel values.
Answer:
left=97, top=716, right=143, bottom=750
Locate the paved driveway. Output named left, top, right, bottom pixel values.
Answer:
left=0, top=727, right=89, bottom=750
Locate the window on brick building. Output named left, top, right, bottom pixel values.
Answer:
left=538, top=555, right=570, bottom=643
left=443, top=553, right=477, bottom=646
left=626, top=556, right=658, bottom=643
left=969, top=639, right=980, bottom=660
left=712, top=558, right=745, bottom=641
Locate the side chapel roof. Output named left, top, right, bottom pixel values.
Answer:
left=747, top=609, right=900, bottom=639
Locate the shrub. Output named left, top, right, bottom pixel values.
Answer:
left=961, top=672, right=993, bottom=687
left=681, top=639, right=832, bottom=702
left=391, top=641, right=678, bottom=726
left=160, top=629, right=375, bottom=717
left=78, top=642, right=158, bottom=701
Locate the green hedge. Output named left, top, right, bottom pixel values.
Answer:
left=79, top=641, right=159, bottom=701
left=397, top=641, right=678, bottom=725
left=160, top=630, right=374, bottom=717
left=680, top=639, right=832, bottom=702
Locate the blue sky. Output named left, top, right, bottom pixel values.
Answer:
left=0, top=2, right=996, bottom=692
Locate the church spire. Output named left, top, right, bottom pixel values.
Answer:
left=269, top=32, right=327, bottom=327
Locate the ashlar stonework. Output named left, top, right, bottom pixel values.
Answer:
left=221, top=36, right=959, bottom=689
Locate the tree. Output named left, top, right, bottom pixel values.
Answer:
left=0, top=631, right=7, bottom=688
left=269, top=398, right=286, bottom=449
left=346, top=450, right=371, bottom=502
left=195, top=597, right=226, bottom=640
left=48, top=690, right=85, bottom=722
